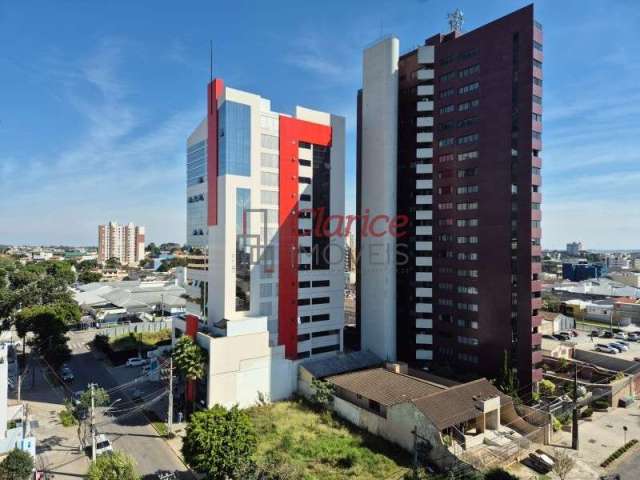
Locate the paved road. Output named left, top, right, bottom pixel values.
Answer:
left=62, top=331, right=191, bottom=479
left=614, top=448, right=640, bottom=479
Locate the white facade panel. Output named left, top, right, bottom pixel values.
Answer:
left=360, top=36, right=399, bottom=361
left=417, top=45, right=435, bottom=64
left=416, top=179, right=432, bottom=190
left=416, top=288, right=432, bottom=297
left=416, top=303, right=433, bottom=313
left=416, top=164, right=433, bottom=174
left=416, top=117, right=434, bottom=128
left=417, top=132, right=433, bottom=143
left=417, top=101, right=434, bottom=112
left=416, top=210, right=433, bottom=220
left=416, top=349, right=433, bottom=360
left=416, top=148, right=433, bottom=159
left=416, top=242, right=432, bottom=251
left=416, top=256, right=432, bottom=267
left=416, top=195, right=433, bottom=205
left=416, top=226, right=432, bottom=236
left=416, top=334, right=433, bottom=344
left=417, top=69, right=434, bottom=81
left=417, top=85, right=434, bottom=96
left=416, top=272, right=432, bottom=282
left=416, top=318, right=433, bottom=329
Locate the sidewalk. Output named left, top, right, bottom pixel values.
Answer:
left=15, top=362, right=90, bottom=479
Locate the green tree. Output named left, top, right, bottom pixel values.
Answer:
left=173, top=336, right=206, bottom=411
left=495, top=350, right=520, bottom=399
left=173, top=336, right=206, bottom=382
left=484, top=468, right=519, bottom=480
left=87, top=450, right=139, bottom=480
left=182, top=405, right=257, bottom=480
left=310, top=378, right=334, bottom=409
left=538, top=379, right=556, bottom=396
left=78, top=259, right=98, bottom=271
left=0, top=448, right=34, bottom=480
left=79, top=386, right=110, bottom=409
left=78, top=271, right=103, bottom=284
left=145, top=243, right=161, bottom=257
left=16, top=305, right=71, bottom=369
left=45, top=261, right=76, bottom=284
left=8, top=269, right=40, bottom=289
left=105, top=257, right=121, bottom=269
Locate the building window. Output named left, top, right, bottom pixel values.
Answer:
left=533, top=95, right=542, bottom=105
left=437, top=202, right=453, bottom=210
left=440, top=71, right=457, bottom=82
left=458, top=64, right=480, bottom=79
left=532, top=112, right=542, bottom=122
left=457, top=150, right=479, bottom=161
left=235, top=188, right=251, bottom=312
left=260, top=283, right=273, bottom=298
left=261, top=190, right=278, bottom=205
left=312, top=313, right=330, bottom=322
left=440, top=104, right=455, bottom=114
left=533, top=59, right=543, bottom=69
left=456, top=185, right=479, bottom=194
left=457, top=133, right=479, bottom=145
left=261, top=172, right=278, bottom=187
left=261, top=134, right=279, bottom=150
left=458, top=99, right=480, bottom=112
left=312, top=297, right=330, bottom=305
left=299, top=176, right=311, bottom=184
left=440, top=88, right=456, bottom=98
left=260, top=152, right=278, bottom=168
left=439, top=153, right=455, bottom=163
left=458, top=82, right=479, bottom=95
left=532, top=131, right=542, bottom=141
left=439, top=137, right=454, bottom=147
left=533, top=77, right=543, bottom=87
left=457, top=168, right=478, bottom=178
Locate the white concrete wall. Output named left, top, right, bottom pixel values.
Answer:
left=0, top=345, right=8, bottom=439
left=360, top=36, right=399, bottom=361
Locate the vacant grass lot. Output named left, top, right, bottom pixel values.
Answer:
left=109, top=329, right=171, bottom=352
left=247, top=400, right=411, bottom=480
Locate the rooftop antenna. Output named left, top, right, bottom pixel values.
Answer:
left=447, top=8, right=464, bottom=33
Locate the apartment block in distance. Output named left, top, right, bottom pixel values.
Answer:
left=97, top=221, right=145, bottom=266
left=175, top=77, right=345, bottom=408
left=357, top=5, right=543, bottom=391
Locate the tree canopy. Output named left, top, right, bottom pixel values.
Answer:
left=87, top=450, right=139, bottom=480
left=182, top=405, right=257, bottom=480
left=173, top=336, right=206, bottom=381
left=0, top=448, right=34, bottom=480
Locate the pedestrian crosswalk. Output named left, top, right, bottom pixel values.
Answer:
left=68, top=341, right=89, bottom=352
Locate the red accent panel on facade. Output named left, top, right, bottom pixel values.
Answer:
left=207, top=78, right=224, bottom=226
left=278, top=116, right=332, bottom=359
left=185, top=314, right=199, bottom=339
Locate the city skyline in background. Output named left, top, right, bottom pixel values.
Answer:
left=1, top=0, right=639, bottom=249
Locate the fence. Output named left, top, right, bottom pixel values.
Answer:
left=100, top=320, right=172, bottom=338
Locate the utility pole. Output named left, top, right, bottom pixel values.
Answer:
left=572, top=363, right=579, bottom=450
left=168, top=356, right=174, bottom=434
left=90, top=383, right=96, bottom=462
left=17, top=375, right=21, bottom=403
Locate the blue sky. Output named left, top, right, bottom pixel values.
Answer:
left=1, top=0, right=639, bottom=249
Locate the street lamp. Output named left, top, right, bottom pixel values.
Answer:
left=623, top=425, right=628, bottom=445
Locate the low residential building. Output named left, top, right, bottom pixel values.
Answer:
left=606, top=254, right=631, bottom=271
left=538, top=311, right=574, bottom=336
left=609, top=271, right=640, bottom=288
left=613, top=297, right=640, bottom=326
left=74, top=279, right=185, bottom=322
left=552, top=278, right=640, bottom=300
left=299, top=358, right=550, bottom=470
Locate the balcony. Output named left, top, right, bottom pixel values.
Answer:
left=417, top=69, right=434, bottom=81
left=532, top=210, right=541, bottom=221
left=532, top=368, right=543, bottom=383
left=532, top=156, right=542, bottom=168
left=417, top=85, right=434, bottom=96
left=531, top=192, right=542, bottom=204
left=532, top=280, right=542, bottom=292
left=532, top=350, right=543, bottom=365
left=532, top=297, right=543, bottom=311
left=417, top=132, right=433, bottom=143
left=532, top=332, right=542, bottom=347
left=531, top=314, right=542, bottom=328
left=532, top=174, right=542, bottom=186
left=417, top=100, right=434, bottom=112
left=531, top=245, right=542, bottom=257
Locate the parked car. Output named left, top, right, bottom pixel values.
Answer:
left=612, top=328, right=625, bottom=334
left=609, top=343, right=627, bottom=352
left=614, top=332, right=627, bottom=340
left=131, top=389, right=144, bottom=403
left=602, top=331, right=614, bottom=338
left=596, top=344, right=617, bottom=354
left=60, top=367, right=74, bottom=383
left=93, top=434, right=113, bottom=456
left=591, top=330, right=601, bottom=337
left=543, top=334, right=555, bottom=340
left=125, top=357, right=147, bottom=367
left=627, top=333, right=639, bottom=341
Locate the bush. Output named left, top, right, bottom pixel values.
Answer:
left=601, top=439, right=638, bottom=467
left=484, top=467, right=519, bottom=480
left=0, top=449, right=34, bottom=480
left=539, top=379, right=556, bottom=396
left=59, top=408, right=77, bottom=427
left=581, top=407, right=593, bottom=418
left=593, top=398, right=610, bottom=410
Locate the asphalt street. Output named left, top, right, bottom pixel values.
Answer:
left=61, top=330, right=191, bottom=479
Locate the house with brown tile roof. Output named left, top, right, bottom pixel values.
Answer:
left=299, top=360, right=550, bottom=470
